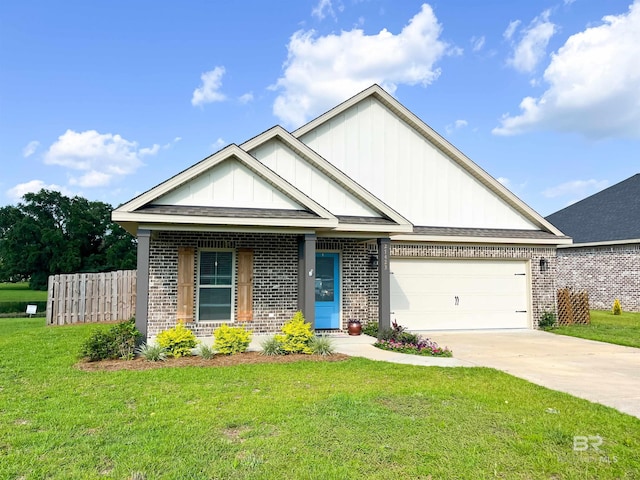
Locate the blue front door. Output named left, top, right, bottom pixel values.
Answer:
left=315, top=252, right=340, bottom=329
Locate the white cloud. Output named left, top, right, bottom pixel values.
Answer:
left=238, top=92, right=254, bottom=104
left=496, top=177, right=511, bottom=187
left=191, top=66, right=226, bottom=107
left=163, top=137, right=182, bottom=150
left=212, top=138, right=226, bottom=150
left=272, top=4, right=453, bottom=127
left=312, top=0, right=336, bottom=20
left=494, top=2, right=640, bottom=138
left=445, top=119, right=468, bottom=134
left=506, top=10, right=556, bottom=73
left=503, top=20, right=521, bottom=41
left=471, top=35, right=485, bottom=52
left=542, top=179, right=608, bottom=198
left=139, top=144, right=160, bottom=156
left=6, top=180, right=70, bottom=202
left=22, top=140, right=40, bottom=158
left=69, top=171, right=112, bottom=188
left=43, top=129, right=158, bottom=188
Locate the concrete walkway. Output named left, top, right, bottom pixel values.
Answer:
left=245, top=333, right=470, bottom=367
left=242, top=330, right=640, bottom=418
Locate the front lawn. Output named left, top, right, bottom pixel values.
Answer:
left=551, top=310, right=640, bottom=349
left=1, top=318, right=639, bottom=479
left=0, top=282, right=47, bottom=302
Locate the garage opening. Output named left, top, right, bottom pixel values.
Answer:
left=390, top=258, right=530, bottom=330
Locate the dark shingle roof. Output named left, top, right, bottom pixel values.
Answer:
left=412, top=226, right=566, bottom=240
left=136, top=204, right=319, bottom=219
left=336, top=215, right=397, bottom=225
left=545, top=174, right=640, bottom=244
left=136, top=206, right=401, bottom=226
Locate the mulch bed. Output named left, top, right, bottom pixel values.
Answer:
left=76, top=351, right=350, bottom=372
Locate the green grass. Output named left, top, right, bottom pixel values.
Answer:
left=1, top=318, right=639, bottom=479
left=0, top=282, right=47, bottom=302
left=551, top=310, right=640, bottom=348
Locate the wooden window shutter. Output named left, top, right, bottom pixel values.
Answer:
left=177, top=247, right=195, bottom=323
left=237, top=249, right=253, bottom=321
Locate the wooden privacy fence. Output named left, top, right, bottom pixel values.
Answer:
left=46, top=270, right=136, bottom=325
left=557, top=287, right=590, bottom=326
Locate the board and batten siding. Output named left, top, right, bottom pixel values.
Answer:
left=250, top=139, right=379, bottom=217
left=152, top=158, right=300, bottom=210
left=299, top=96, right=538, bottom=230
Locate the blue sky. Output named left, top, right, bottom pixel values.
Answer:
left=1, top=0, right=638, bottom=216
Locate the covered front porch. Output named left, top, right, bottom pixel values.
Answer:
left=134, top=229, right=392, bottom=339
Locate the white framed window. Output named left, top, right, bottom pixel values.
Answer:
left=197, top=250, right=234, bottom=322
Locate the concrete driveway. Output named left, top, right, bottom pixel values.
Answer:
left=425, top=330, right=640, bottom=419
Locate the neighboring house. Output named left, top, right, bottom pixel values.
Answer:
left=546, top=174, right=640, bottom=311
left=112, top=85, right=570, bottom=339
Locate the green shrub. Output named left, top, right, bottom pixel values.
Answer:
left=136, top=342, right=167, bottom=362
left=156, top=322, right=198, bottom=358
left=309, top=335, right=335, bottom=356
left=80, top=318, right=141, bottom=361
left=397, top=331, right=419, bottom=344
left=362, top=321, right=378, bottom=337
left=539, top=311, right=557, bottom=329
left=110, top=317, right=141, bottom=359
left=197, top=343, right=216, bottom=359
left=213, top=324, right=252, bottom=355
left=260, top=336, right=284, bottom=356
left=81, top=329, right=117, bottom=361
left=612, top=299, right=622, bottom=315
left=275, top=311, right=314, bottom=354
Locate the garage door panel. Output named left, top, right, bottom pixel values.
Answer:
left=393, top=273, right=525, bottom=294
left=390, top=259, right=530, bottom=330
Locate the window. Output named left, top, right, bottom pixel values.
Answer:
left=198, top=250, right=233, bottom=321
left=315, top=255, right=335, bottom=302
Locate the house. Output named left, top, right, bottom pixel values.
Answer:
left=112, top=85, right=570, bottom=339
left=546, top=174, right=640, bottom=311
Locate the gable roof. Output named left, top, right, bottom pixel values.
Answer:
left=113, top=84, right=572, bottom=244
left=546, top=174, right=640, bottom=245
left=293, top=84, right=565, bottom=238
left=112, top=144, right=338, bottom=233
left=112, top=137, right=411, bottom=235
left=240, top=125, right=413, bottom=232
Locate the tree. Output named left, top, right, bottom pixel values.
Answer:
left=0, top=189, right=137, bottom=289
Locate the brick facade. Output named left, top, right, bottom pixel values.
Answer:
left=146, top=230, right=557, bottom=336
left=557, top=244, right=640, bottom=311
left=389, top=243, right=557, bottom=327
left=147, top=231, right=376, bottom=337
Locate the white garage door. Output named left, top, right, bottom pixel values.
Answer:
left=390, top=258, right=530, bottom=330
